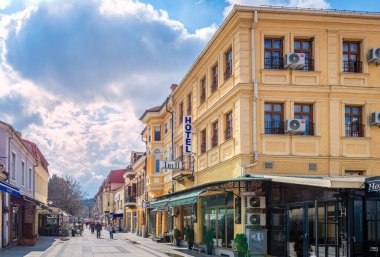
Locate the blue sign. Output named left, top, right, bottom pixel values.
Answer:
left=183, top=116, right=192, bottom=155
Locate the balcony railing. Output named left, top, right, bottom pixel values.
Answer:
left=299, top=58, right=314, bottom=71
left=201, top=142, right=206, bottom=153
left=301, top=122, right=315, bottom=136
left=211, top=136, right=218, bottom=148
left=265, top=121, right=285, bottom=134
left=224, top=68, right=232, bottom=80
left=343, top=60, right=362, bottom=73
left=225, top=127, right=232, bottom=140
left=345, top=123, right=365, bottom=137
left=264, top=57, right=284, bottom=70
left=125, top=196, right=136, bottom=203
left=173, top=156, right=194, bottom=171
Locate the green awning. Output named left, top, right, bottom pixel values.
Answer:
left=150, top=199, right=169, bottom=208
left=167, top=188, right=206, bottom=207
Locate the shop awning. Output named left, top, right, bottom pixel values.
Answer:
left=260, top=175, right=365, bottom=189
left=0, top=180, right=20, bottom=197
left=167, top=188, right=206, bottom=207
left=150, top=198, right=169, bottom=208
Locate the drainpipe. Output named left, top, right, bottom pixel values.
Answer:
left=241, top=10, right=259, bottom=177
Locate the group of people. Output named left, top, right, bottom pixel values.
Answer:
left=86, top=221, right=116, bottom=239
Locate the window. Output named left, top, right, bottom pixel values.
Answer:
left=294, top=103, right=314, bottom=135
left=28, top=168, right=32, bottom=189
left=201, top=129, right=206, bottom=153
left=343, top=41, right=361, bottom=73
left=225, top=48, right=232, bottom=80
left=211, top=121, right=218, bottom=148
left=164, top=122, right=168, bottom=134
left=225, top=111, right=233, bottom=140
left=211, top=64, right=218, bottom=93
left=187, top=93, right=192, bottom=115
left=11, top=153, right=15, bottom=180
left=264, top=38, right=284, bottom=69
left=178, top=145, right=183, bottom=162
left=200, top=78, right=206, bottom=104
left=294, top=38, right=314, bottom=71
left=21, top=161, right=25, bottom=186
left=179, top=102, right=184, bottom=124
left=265, top=103, right=284, bottom=134
left=154, top=124, right=161, bottom=141
left=345, top=106, right=364, bottom=137
left=154, top=150, right=160, bottom=173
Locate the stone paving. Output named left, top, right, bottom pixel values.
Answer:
left=0, top=229, right=220, bottom=257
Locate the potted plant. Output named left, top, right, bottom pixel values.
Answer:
left=232, top=234, right=248, bottom=257
left=204, top=230, right=214, bottom=255
left=173, top=228, right=181, bottom=247
left=185, top=227, right=194, bottom=249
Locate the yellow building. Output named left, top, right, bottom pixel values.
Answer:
left=112, top=186, right=124, bottom=231
left=145, top=6, right=380, bottom=257
left=124, top=151, right=146, bottom=235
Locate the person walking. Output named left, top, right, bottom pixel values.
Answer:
left=107, top=223, right=114, bottom=239
left=95, top=222, right=102, bottom=239
left=90, top=222, right=95, bottom=234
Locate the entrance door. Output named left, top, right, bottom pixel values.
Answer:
left=288, top=205, right=306, bottom=257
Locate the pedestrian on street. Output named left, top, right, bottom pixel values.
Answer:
left=90, top=222, right=95, bottom=234
left=95, top=222, right=102, bottom=238
left=107, top=223, right=114, bottom=239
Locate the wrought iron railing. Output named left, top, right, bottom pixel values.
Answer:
left=264, top=57, right=284, bottom=70
left=343, top=60, right=362, bottom=73
left=345, top=123, right=365, bottom=137
left=265, top=121, right=285, bottom=134
left=300, top=58, right=314, bottom=71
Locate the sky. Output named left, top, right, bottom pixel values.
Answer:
left=1, top=0, right=380, bottom=197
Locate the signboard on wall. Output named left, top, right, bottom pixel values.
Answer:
left=183, top=116, right=192, bottom=155
left=365, top=176, right=380, bottom=198
left=160, top=160, right=182, bottom=170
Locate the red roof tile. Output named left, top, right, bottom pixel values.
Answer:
left=107, top=169, right=127, bottom=183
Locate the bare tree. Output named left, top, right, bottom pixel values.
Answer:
left=48, top=174, right=87, bottom=216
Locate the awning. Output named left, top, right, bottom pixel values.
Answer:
left=167, top=188, right=206, bottom=207
left=0, top=180, right=20, bottom=197
left=260, top=175, right=365, bottom=189
left=150, top=199, right=169, bottom=208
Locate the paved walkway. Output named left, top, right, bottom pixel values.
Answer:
left=0, top=230, right=219, bottom=257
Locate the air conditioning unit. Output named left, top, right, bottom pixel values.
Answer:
left=246, top=196, right=266, bottom=209
left=285, top=119, right=306, bottom=134
left=285, top=53, right=305, bottom=69
left=246, top=213, right=266, bottom=226
left=368, top=48, right=380, bottom=64
left=370, top=112, right=380, bottom=126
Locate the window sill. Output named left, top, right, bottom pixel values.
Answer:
left=340, top=72, right=369, bottom=76
left=341, top=136, right=370, bottom=140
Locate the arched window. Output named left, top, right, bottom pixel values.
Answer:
left=154, top=150, right=160, bottom=173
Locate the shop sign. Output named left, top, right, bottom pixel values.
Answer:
left=183, top=116, right=192, bottom=155
left=242, top=191, right=256, bottom=196
left=365, top=176, right=380, bottom=198
left=160, top=160, right=182, bottom=170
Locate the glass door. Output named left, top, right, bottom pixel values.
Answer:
left=288, top=205, right=305, bottom=257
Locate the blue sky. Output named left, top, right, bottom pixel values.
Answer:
left=0, top=0, right=379, bottom=197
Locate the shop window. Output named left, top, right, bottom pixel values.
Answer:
left=265, top=103, right=284, bottom=134
left=211, top=64, right=218, bottom=93
left=294, top=38, right=314, bottom=71
left=366, top=200, right=380, bottom=245
left=264, top=38, right=284, bottom=69
left=200, top=77, right=206, bottom=104
left=154, top=124, right=161, bottom=141
left=294, top=103, right=314, bottom=135
left=225, top=48, right=232, bottom=80
left=211, top=120, right=218, bottom=148
left=225, top=111, right=233, bottom=140
left=344, top=170, right=365, bottom=176
left=345, top=105, right=364, bottom=137
left=343, top=41, right=362, bottom=73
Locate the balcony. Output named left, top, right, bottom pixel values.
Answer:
left=124, top=196, right=136, bottom=208
left=345, top=123, right=365, bottom=137
left=264, top=57, right=284, bottom=70
left=172, top=156, right=194, bottom=185
left=265, top=121, right=285, bottom=134
left=343, top=60, right=362, bottom=73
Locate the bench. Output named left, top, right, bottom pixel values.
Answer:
left=192, top=243, right=206, bottom=253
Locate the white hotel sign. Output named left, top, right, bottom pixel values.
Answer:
left=183, top=116, right=192, bottom=155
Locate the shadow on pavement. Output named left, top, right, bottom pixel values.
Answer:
left=0, top=237, right=58, bottom=257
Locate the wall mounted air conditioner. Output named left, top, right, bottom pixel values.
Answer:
left=368, top=48, right=380, bottom=64
left=285, top=119, right=306, bottom=134
left=246, top=213, right=266, bottom=226
left=370, top=112, right=380, bottom=126
left=285, top=53, right=305, bottom=69
left=246, top=196, right=266, bottom=209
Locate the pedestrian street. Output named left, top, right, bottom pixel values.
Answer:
left=0, top=229, right=169, bottom=257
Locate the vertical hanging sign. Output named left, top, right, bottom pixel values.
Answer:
left=183, top=116, right=192, bottom=155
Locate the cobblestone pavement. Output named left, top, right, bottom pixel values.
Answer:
left=0, top=230, right=169, bottom=257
